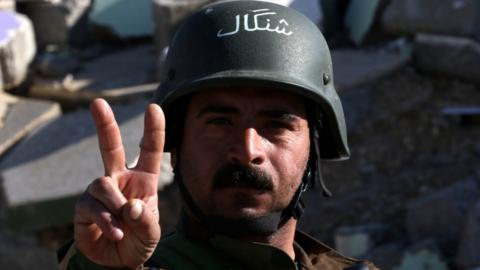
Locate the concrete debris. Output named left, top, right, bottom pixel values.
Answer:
left=392, top=240, right=448, bottom=270
left=383, top=0, right=480, bottom=40
left=0, top=11, right=36, bottom=90
left=0, top=100, right=174, bottom=232
left=332, top=49, right=410, bottom=91
left=442, top=106, right=480, bottom=126
left=335, top=223, right=390, bottom=258
left=34, top=49, right=79, bottom=78
left=90, top=0, right=153, bottom=38
left=405, top=178, right=480, bottom=255
left=0, top=233, right=57, bottom=270
left=18, top=0, right=92, bottom=49
left=456, top=199, right=480, bottom=269
left=344, top=0, right=380, bottom=45
left=0, top=93, right=60, bottom=156
left=30, top=44, right=158, bottom=104
left=414, top=33, right=480, bottom=85
left=0, top=0, right=15, bottom=11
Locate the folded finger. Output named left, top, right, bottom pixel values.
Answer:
left=75, top=192, right=124, bottom=241
left=87, top=176, right=128, bottom=216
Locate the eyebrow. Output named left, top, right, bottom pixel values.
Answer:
left=259, top=109, right=299, bottom=121
left=197, top=104, right=239, bottom=117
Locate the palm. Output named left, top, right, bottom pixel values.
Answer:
left=74, top=99, right=165, bottom=269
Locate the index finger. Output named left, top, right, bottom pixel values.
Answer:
left=135, top=104, right=165, bottom=174
left=90, top=98, right=126, bottom=176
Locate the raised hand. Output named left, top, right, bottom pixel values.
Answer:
left=74, top=99, right=165, bottom=269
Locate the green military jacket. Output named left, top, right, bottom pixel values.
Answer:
left=59, top=230, right=378, bottom=270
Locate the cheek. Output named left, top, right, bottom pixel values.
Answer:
left=271, top=136, right=310, bottom=190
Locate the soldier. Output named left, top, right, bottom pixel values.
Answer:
left=60, top=1, right=378, bottom=269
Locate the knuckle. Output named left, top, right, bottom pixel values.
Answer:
left=89, top=177, right=112, bottom=195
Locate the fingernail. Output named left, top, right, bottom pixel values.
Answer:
left=130, top=200, right=143, bottom=220
left=111, top=228, right=124, bottom=241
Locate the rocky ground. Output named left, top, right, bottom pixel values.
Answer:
left=300, top=68, right=480, bottom=269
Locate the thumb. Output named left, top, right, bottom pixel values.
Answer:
left=122, top=199, right=161, bottom=244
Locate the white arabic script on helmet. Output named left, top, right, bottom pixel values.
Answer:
left=217, top=8, right=293, bottom=38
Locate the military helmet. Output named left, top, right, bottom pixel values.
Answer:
left=154, top=0, right=349, bottom=160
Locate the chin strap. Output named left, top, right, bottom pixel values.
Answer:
left=312, top=117, right=332, bottom=198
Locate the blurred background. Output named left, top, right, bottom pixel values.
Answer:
left=0, top=0, right=479, bottom=269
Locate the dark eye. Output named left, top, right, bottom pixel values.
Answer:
left=206, top=117, right=231, bottom=126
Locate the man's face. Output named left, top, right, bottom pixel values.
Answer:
left=177, top=88, right=310, bottom=220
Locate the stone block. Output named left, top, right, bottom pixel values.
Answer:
left=335, top=223, right=391, bottom=258
left=18, top=0, right=91, bottom=49
left=90, top=0, right=152, bottom=39
left=0, top=93, right=61, bottom=156
left=0, top=233, right=57, bottom=270
left=456, top=200, right=480, bottom=269
left=332, top=49, right=409, bottom=91
left=382, top=0, right=480, bottom=40
left=0, top=0, right=15, bottom=11
left=392, top=240, right=449, bottom=270
left=405, top=178, right=479, bottom=255
left=0, top=100, right=174, bottom=232
left=414, top=33, right=480, bottom=85
left=0, top=11, right=36, bottom=89
left=30, top=44, right=158, bottom=105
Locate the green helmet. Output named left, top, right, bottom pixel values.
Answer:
left=154, top=0, right=349, bottom=161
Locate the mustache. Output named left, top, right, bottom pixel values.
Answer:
left=213, top=164, right=274, bottom=191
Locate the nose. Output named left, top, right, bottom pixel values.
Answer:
left=227, top=127, right=266, bottom=166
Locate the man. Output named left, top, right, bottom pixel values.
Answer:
left=60, top=1, right=378, bottom=269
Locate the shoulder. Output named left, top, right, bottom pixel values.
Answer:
left=295, top=231, right=381, bottom=270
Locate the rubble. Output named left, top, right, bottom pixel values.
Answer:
left=30, top=44, right=158, bottom=105
left=0, top=233, right=57, bottom=270
left=383, top=0, right=480, bottom=40
left=392, top=240, right=449, bottom=270
left=456, top=200, right=480, bottom=269
left=442, top=106, right=480, bottom=126
left=17, top=0, right=92, bottom=49
left=34, top=49, right=79, bottom=78
left=0, top=0, right=15, bottom=11
left=344, top=0, right=380, bottom=45
left=414, top=33, right=480, bottom=85
left=405, top=178, right=479, bottom=256
left=0, top=100, right=174, bottom=232
left=0, top=93, right=61, bottom=156
left=90, top=0, right=152, bottom=39
left=0, top=11, right=36, bottom=90
left=334, top=223, right=390, bottom=258
left=332, top=49, right=409, bottom=91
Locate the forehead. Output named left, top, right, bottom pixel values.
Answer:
left=187, top=87, right=307, bottom=113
